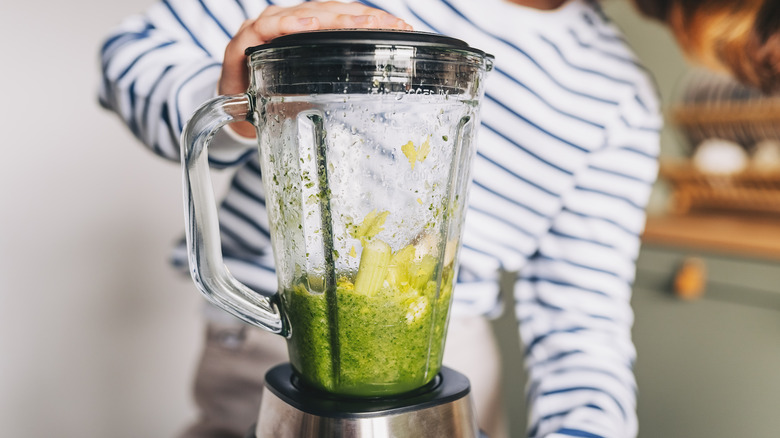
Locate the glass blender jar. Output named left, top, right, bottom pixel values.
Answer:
left=182, top=30, right=493, bottom=399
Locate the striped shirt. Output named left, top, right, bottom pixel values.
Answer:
left=99, top=0, right=661, bottom=436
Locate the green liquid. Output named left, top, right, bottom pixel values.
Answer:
left=282, top=267, right=454, bottom=397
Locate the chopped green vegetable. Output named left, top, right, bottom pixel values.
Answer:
left=418, top=136, right=431, bottom=162
left=351, top=209, right=390, bottom=243
left=411, top=254, right=437, bottom=291
left=401, top=140, right=418, bottom=169
left=401, top=136, right=432, bottom=170
left=354, top=239, right=391, bottom=296
left=386, top=244, right=416, bottom=287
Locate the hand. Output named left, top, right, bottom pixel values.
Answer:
left=220, top=1, right=414, bottom=138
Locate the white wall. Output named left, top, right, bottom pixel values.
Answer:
left=0, top=1, right=208, bottom=436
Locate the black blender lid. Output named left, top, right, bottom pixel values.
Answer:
left=245, top=29, right=490, bottom=58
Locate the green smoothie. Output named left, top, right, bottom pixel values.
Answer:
left=281, top=242, right=454, bottom=397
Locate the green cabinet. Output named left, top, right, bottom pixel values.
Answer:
left=632, top=246, right=780, bottom=437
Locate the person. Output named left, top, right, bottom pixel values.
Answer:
left=98, top=1, right=777, bottom=437
left=633, top=0, right=779, bottom=94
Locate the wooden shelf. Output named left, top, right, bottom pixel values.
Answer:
left=659, top=160, right=780, bottom=215
left=642, top=214, right=780, bottom=261
left=671, top=100, right=780, bottom=125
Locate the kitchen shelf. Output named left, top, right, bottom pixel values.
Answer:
left=659, top=160, right=780, bottom=215
left=671, top=100, right=780, bottom=125
left=643, top=213, right=780, bottom=261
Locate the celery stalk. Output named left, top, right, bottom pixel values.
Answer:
left=386, top=245, right=416, bottom=290
left=354, top=239, right=392, bottom=296
left=411, top=254, right=437, bottom=291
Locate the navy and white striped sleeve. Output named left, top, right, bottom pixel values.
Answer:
left=516, top=102, right=660, bottom=437
left=98, top=0, right=263, bottom=167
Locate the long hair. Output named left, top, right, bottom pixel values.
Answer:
left=633, top=0, right=779, bottom=93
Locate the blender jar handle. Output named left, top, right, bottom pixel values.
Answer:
left=181, top=93, right=286, bottom=336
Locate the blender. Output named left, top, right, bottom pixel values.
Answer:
left=181, top=29, right=493, bottom=437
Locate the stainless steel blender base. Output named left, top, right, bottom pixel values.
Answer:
left=253, top=364, right=480, bottom=438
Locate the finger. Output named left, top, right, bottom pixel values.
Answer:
left=295, top=10, right=411, bottom=31
left=300, top=6, right=411, bottom=29
left=350, top=14, right=379, bottom=28
left=330, top=13, right=412, bottom=31
left=309, top=1, right=413, bottom=28
left=329, top=13, right=381, bottom=29
left=250, top=14, right=322, bottom=42
left=261, top=3, right=412, bottom=31
left=263, top=1, right=387, bottom=18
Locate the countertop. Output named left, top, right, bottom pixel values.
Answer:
left=642, top=213, right=780, bottom=261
